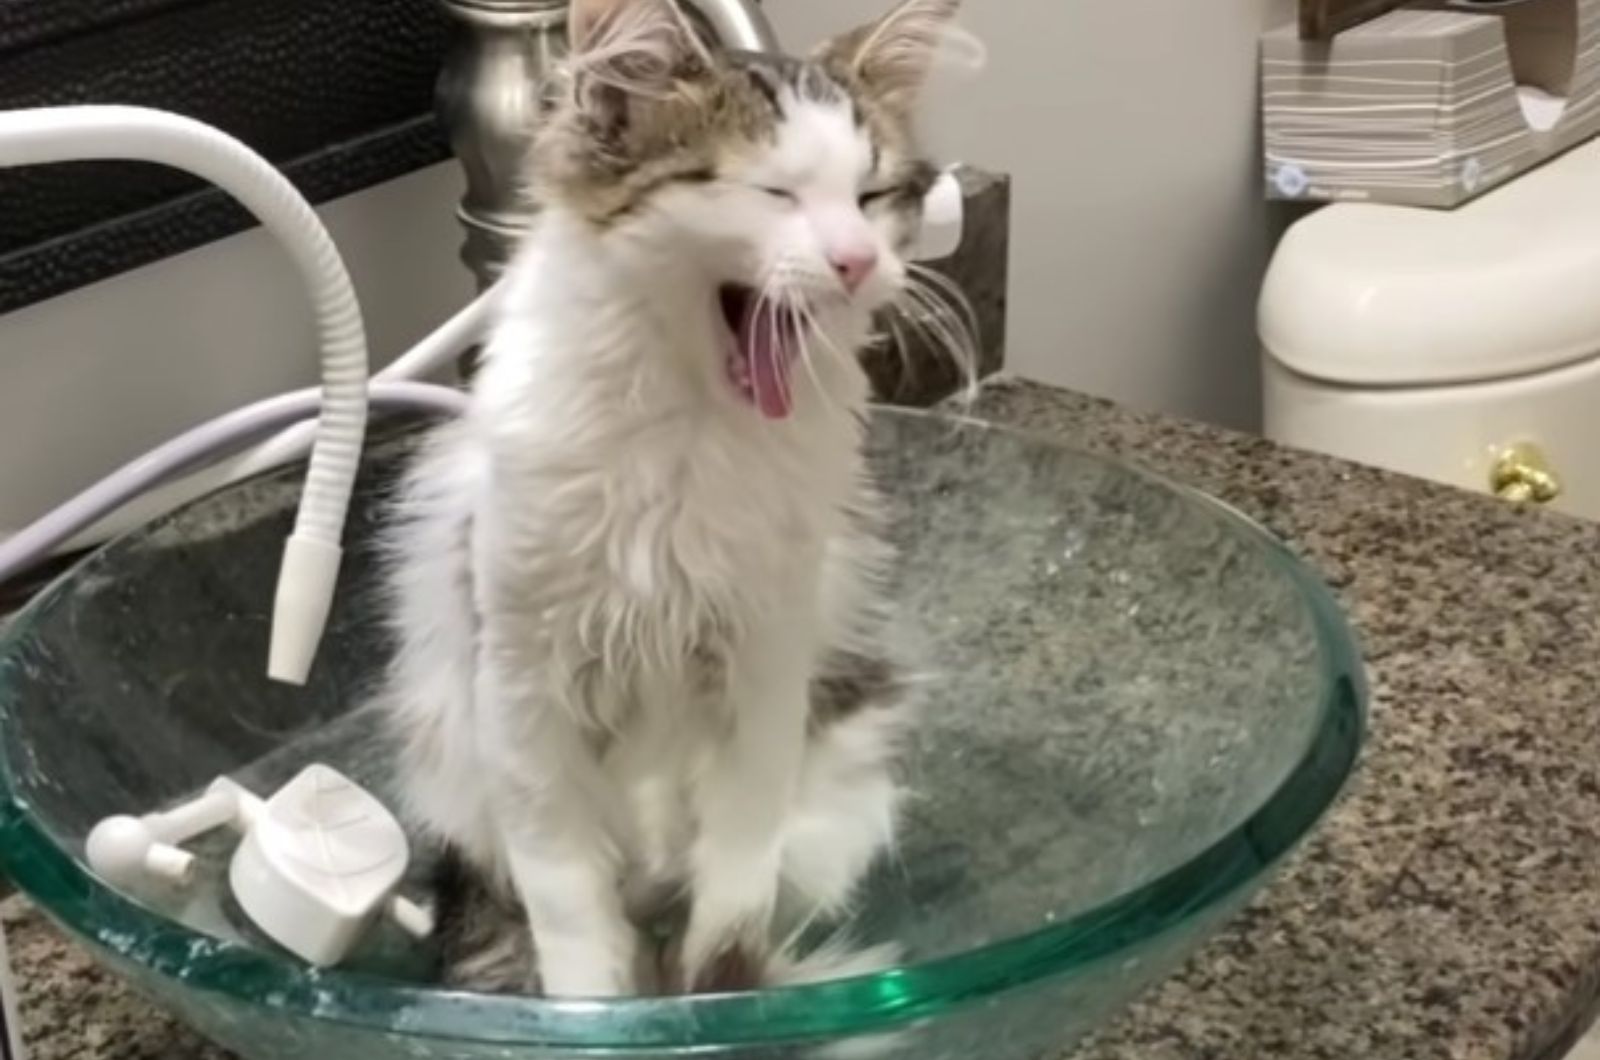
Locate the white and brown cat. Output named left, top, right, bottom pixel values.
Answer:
left=381, top=0, right=972, bottom=997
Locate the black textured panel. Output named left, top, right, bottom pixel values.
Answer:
left=0, top=0, right=453, bottom=310
left=0, top=117, right=448, bottom=313
left=1, top=0, right=210, bottom=56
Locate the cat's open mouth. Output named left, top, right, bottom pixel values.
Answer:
left=719, top=284, right=805, bottom=421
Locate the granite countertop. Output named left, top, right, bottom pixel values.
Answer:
left=8, top=377, right=1600, bottom=1060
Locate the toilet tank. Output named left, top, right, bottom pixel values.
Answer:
left=1259, top=137, right=1600, bottom=520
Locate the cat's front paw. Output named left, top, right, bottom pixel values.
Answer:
left=678, top=836, right=786, bottom=992
left=667, top=922, right=768, bottom=994
left=676, top=877, right=779, bottom=994
left=537, top=934, right=639, bottom=998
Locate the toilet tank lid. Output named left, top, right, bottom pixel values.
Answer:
left=1259, top=139, right=1600, bottom=386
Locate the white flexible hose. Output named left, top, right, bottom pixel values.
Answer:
left=49, top=284, right=500, bottom=556
left=197, top=283, right=496, bottom=487
left=0, top=105, right=368, bottom=684
left=0, top=383, right=468, bottom=584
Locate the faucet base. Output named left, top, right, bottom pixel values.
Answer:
left=434, top=0, right=777, bottom=292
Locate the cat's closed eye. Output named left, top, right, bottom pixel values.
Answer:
left=857, top=187, right=898, bottom=209
left=755, top=185, right=798, bottom=203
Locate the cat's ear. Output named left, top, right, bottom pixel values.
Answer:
left=567, top=0, right=707, bottom=103
left=818, top=0, right=981, bottom=118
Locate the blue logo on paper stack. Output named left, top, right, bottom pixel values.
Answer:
left=1274, top=164, right=1309, bottom=198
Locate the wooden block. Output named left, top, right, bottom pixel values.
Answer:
left=1301, top=0, right=1413, bottom=38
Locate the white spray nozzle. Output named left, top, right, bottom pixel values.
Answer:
left=267, top=534, right=344, bottom=685
left=85, top=782, right=249, bottom=888
left=86, top=764, right=427, bottom=968
left=0, top=106, right=375, bottom=690
left=229, top=764, right=415, bottom=966
left=913, top=167, right=965, bottom=262
left=86, top=816, right=196, bottom=887
left=387, top=894, right=437, bottom=940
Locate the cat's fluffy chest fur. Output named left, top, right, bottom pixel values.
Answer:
left=471, top=212, right=871, bottom=718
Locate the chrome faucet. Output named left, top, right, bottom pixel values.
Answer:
left=434, top=0, right=778, bottom=289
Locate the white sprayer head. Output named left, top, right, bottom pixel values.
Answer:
left=912, top=167, right=965, bottom=262
left=86, top=765, right=429, bottom=968
left=267, top=534, right=343, bottom=685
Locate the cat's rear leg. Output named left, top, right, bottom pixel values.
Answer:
left=781, top=698, right=910, bottom=920
left=764, top=650, right=913, bottom=985
left=679, top=642, right=913, bottom=992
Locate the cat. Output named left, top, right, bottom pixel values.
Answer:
left=381, top=0, right=972, bottom=998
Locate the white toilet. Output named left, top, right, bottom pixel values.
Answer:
left=1260, top=136, right=1600, bottom=519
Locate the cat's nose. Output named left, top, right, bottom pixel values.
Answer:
left=830, top=248, right=880, bottom=293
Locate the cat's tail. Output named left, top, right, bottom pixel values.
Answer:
left=432, top=845, right=541, bottom=994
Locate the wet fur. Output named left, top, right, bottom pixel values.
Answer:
left=383, top=0, right=969, bottom=998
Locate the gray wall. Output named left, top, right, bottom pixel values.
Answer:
left=0, top=165, right=473, bottom=535
left=771, top=0, right=1297, bottom=429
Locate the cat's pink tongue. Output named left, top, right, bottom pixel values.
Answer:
left=737, top=305, right=799, bottom=420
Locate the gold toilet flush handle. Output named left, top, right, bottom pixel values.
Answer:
left=1490, top=442, right=1562, bottom=505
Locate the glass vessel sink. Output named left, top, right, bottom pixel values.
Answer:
left=0, top=409, right=1364, bottom=1060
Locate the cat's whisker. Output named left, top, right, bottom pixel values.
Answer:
left=904, top=265, right=981, bottom=399
left=755, top=282, right=787, bottom=391
left=790, top=300, right=853, bottom=424
left=793, top=297, right=851, bottom=380
left=795, top=326, right=836, bottom=414
left=891, top=274, right=980, bottom=402
left=810, top=310, right=855, bottom=371
left=882, top=309, right=920, bottom=394
left=773, top=288, right=832, bottom=414
left=884, top=294, right=945, bottom=377
left=754, top=283, right=824, bottom=419
left=794, top=298, right=857, bottom=377
left=904, top=287, right=967, bottom=366
left=907, top=263, right=982, bottom=348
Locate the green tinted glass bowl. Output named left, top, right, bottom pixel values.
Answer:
left=0, top=409, right=1363, bottom=1060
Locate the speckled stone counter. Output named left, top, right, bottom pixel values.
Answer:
left=8, top=377, right=1600, bottom=1060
